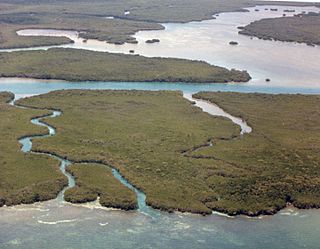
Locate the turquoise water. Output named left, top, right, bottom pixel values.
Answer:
left=1, top=79, right=320, bottom=97
left=0, top=78, right=320, bottom=249
left=1, top=4, right=320, bottom=247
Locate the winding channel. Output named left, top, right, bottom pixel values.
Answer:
left=12, top=98, right=160, bottom=218
left=10, top=92, right=252, bottom=217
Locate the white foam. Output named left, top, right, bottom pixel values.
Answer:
left=37, top=219, right=77, bottom=225
left=99, top=222, right=109, bottom=226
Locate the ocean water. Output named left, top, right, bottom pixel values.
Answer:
left=1, top=4, right=320, bottom=249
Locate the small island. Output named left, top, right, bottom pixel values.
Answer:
left=145, top=39, right=160, bottom=44
left=229, top=41, right=239, bottom=45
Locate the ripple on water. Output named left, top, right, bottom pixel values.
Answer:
left=37, top=219, right=77, bottom=225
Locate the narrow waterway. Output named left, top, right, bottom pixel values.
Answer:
left=1, top=3, right=320, bottom=248
left=13, top=97, right=160, bottom=218
left=183, top=93, right=252, bottom=134
left=11, top=88, right=252, bottom=218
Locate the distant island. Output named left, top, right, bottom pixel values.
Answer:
left=239, top=12, right=320, bottom=46
left=1, top=0, right=318, bottom=49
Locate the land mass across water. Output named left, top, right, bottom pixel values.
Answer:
left=239, top=12, right=320, bottom=46
left=10, top=90, right=320, bottom=216
left=0, top=48, right=251, bottom=83
left=0, top=0, right=319, bottom=48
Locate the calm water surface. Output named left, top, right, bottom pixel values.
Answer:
left=1, top=78, right=320, bottom=249
left=12, top=5, right=320, bottom=88
left=1, top=5, right=320, bottom=249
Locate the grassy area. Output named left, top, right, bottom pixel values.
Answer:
left=239, top=13, right=320, bottom=46
left=0, top=92, right=67, bottom=207
left=17, top=90, right=239, bottom=215
left=0, top=48, right=251, bottom=83
left=65, top=163, right=137, bottom=210
left=193, top=92, right=320, bottom=215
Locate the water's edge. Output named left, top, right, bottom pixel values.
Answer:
left=13, top=99, right=159, bottom=218
left=9, top=92, right=252, bottom=218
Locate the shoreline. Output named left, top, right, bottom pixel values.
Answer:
left=1, top=90, right=318, bottom=218
left=0, top=3, right=317, bottom=50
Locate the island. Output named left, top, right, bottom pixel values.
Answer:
left=146, top=39, right=160, bottom=44
left=1, top=0, right=318, bottom=49
left=229, top=41, right=239, bottom=45
left=0, top=48, right=251, bottom=83
left=239, top=12, right=320, bottom=46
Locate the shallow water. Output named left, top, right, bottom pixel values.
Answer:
left=9, top=5, right=320, bottom=88
left=1, top=199, right=320, bottom=249
left=183, top=93, right=252, bottom=134
left=1, top=4, right=320, bottom=248
left=1, top=77, right=320, bottom=249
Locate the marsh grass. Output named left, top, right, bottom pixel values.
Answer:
left=0, top=48, right=251, bottom=83
left=17, top=90, right=239, bottom=214
left=0, top=92, right=67, bottom=206
left=239, top=13, right=320, bottom=46
left=193, top=92, right=320, bottom=215
left=65, top=163, right=137, bottom=210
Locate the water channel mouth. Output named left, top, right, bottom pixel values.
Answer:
left=13, top=98, right=160, bottom=218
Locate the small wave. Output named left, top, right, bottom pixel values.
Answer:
left=68, top=198, right=119, bottom=211
left=173, top=221, right=191, bottom=230
left=37, top=219, right=77, bottom=225
left=212, top=211, right=234, bottom=218
left=202, top=227, right=216, bottom=232
left=99, top=222, right=109, bottom=226
left=280, top=211, right=299, bottom=216
left=6, top=205, right=50, bottom=213
left=6, top=239, right=22, bottom=245
left=126, top=228, right=143, bottom=234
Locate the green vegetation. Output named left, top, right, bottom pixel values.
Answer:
left=0, top=92, right=67, bottom=207
left=0, top=24, right=72, bottom=49
left=0, top=48, right=251, bottom=83
left=17, top=90, right=239, bottom=215
left=0, top=0, right=250, bottom=48
left=0, top=91, right=14, bottom=103
left=6, top=90, right=320, bottom=216
left=239, top=13, right=320, bottom=46
left=193, top=92, right=320, bottom=215
left=65, top=163, right=137, bottom=210
left=1, top=0, right=318, bottom=48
